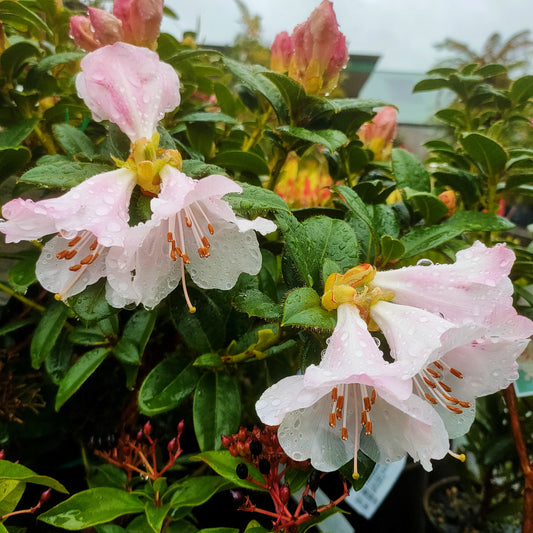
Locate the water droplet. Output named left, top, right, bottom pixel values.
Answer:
left=373, top=337, right=381, bottom=347
left=417, top=259, right=434, bottom=266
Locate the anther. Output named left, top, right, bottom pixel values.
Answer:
left=458, top=400, right=471, bottom=408
left=336, top=395, right=344, bottom=410
left=446, top=405, right=463, bottom=414
left=80, top=254, right=94, bottom=265
left=448, top=450, right=466, bottom=462
left=89, top=239, right=98, bottom=251
left=361, top=411, right=367, bottom=425
left=442, top=393, right=459, bottom=404
left=185, top=216, right=192, bottom=228
left=364, top=397, right=371, bottom=412
left=167, top=232, right=173, bottom=242
left=201, top=236, right=210, bottom=248
left=427, top=368, right=441, bottom=378
left=449, top=368, right=463, bottom=379
left=329, top=413, right=336, bottom=427
left=331, top=387, right=338, bottom=401
left=69, top=264, right=82, bottom=272
left=423, top=376, right=437, bottom=388
left=365, top=421, right=373, bottom=435
left=64, top=250, right=77, bottom=260
left=341, top=427, right=348, bottom=440
left=182, top=254, right=190, bottom=264
left=208, top=223, right=214, bottom=235
left=438, top=381, right=452, bottom=393
left=371, top=389, right=376, bottom=404
left=68, top=235, right=81, bottom=247
left=433, top=361, right=444, bottom=370
left=424, top=393, right=438, bottom=404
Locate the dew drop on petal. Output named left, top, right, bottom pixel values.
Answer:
left=416, top=259, right=434, bottom=266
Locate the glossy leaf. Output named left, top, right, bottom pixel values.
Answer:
left=225, top=181, right=289, bottom=216
left=233, top=289, right=283, bottom=320
left=391, top=148, right=430, bottom=192
left=211, top=150, right=270, bottom=176
left=114, top=310, right=157, bottom=366
left=139, top=356, right=201, bottom=416
left=39, top=488, right=144, bottom=530
left=53, top=124, right=96, bottom=158
left=68, top=280, right=116, bottom=323
left=282, top=287, right=336, bottom=331
left=461, top=133, right=507, bottom=178
left=276, top=126, right=348, bottom=153
left=169, top=476, right=231, bottom=509
left=193, top=373, right=241, bottom=451
left=55, top=347, right=110, bottom=410
left=0, top=460, right=68, bottom=493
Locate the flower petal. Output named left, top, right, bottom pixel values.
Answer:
left=373, top=241, right=515, bottom=326
left=76, top=42, right=180, bottom=141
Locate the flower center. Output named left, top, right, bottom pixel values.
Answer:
left=166, top=201, right=216, bottom=313
left=327, top=383, right=376, bottom=479
left=414, top=360, right=471, bottom=414
left=53, top=230, right=104, bottom=301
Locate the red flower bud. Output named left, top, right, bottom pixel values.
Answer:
left=40, top=488, right=52, bottom=504
left=143, top=421, right=152, bottom=437
left=280, top=484, right=290, bottom=505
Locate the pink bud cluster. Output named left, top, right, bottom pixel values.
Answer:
left=70, top=0, right=164, bottom=51
left=270, top=0, right=348, bottom=96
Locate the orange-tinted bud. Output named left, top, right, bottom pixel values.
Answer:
left=358, top=106, right=397, bottom=162
left=438, top=190, right=456, bottom=218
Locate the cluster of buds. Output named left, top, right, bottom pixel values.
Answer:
left=270, top=0, right=349, bottom=96
left=70, top=0, right=164, bottom=51
left=222, top=426, right=349, bottom=532
left=93, top=420, right=185, bottom=484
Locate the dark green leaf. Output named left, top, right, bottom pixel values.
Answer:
left=380, top=235, right=405, bottom=264
left=39, top=488, right=144, bottom=530
left=0, top=146, right=32, bottom=179
left=0, top=118, right=39, bottom=147
left=432, top=168, right=481, bottom=207
left=139, top=356, right=201, bottom=416
left=145, top=502, right=170, bottom=533
left=460, top=133, right=507, bottom=177
left=179, top=112, right=238, bottom=125
left=282, top=287, right=336, bottom=330
left=391, top=148, right=430, bottom=192
left=193, top=353, right=224, bottom=369
left=0, top=460, right=68, bottom=493
left=225, top=181, right=288, bottom=216
left=193, top=373, right=241, bottom=451
left=211, top=150, right=270, bottom=176
left=53, top=124, right=96, bottom=158
left=510, top=75, right=533, bottom=105
left=0, top=2, right=51, bottom=37
left=8, top=249, right=39, bottom=294
left=68, top=280, right=116, bottom=323
left=19, top=162, right=113, bottom=189
left=190, top=451, right=266, bottom=491
left=30, top=300, right=69, bottom=369
left=0, top=40, right=41, bottom=80
left=233, top=289, right=282, bottom=320
left=339, top=452, right=375, bottom=491
left=181, top=160, right=227, bottom=178
left=404, top=189, right=449, bottom=225
left=276, top=126, right=348, bottom=152
left=412, top=78, right=449, bottom=92
left=434, top=108, right=467, bottom=129
left=169, top=476, right=231, bottom=509
left=55, top=347, right=110, bottom=410
left=474, top=64, right=507, bottom=78
left=113, top=310, right=157, bottom=366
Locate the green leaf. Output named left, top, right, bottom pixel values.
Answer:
left=282, top=287, right=336, bottom=330
left=144, top=502, right=170, bottom=533
left=181, top=160, right=227, bottom=179
left=412, top=78, right=449, bottom=92
left=276, top=126, right=348, bottom=152
left=139, top=356, right=201, bottom=416
left=8, top=249, right=39, bottom=294
left=400, top=211, right=515, bottom=258
left=53, top=124, right=96, bottom=158
left=0, top=2, right=51, bottom=37
left=339, top=452, right=375, bottom=491
left=432, top=168, right=481, bottom=207
left=510, top=75, right=533, bottom=105
left=0, top=146, right=31, bottom=179
left=260, top=71, right=307, bottom=120
left=30, top=300, right=69, bottom=369
left=233, top=289, right=282, bottom=320
left=0, top=40, right=41, bottom=80
left=0, top=460, right=68, bottom=493
left=434, top=108, right=467, bottom=129
left=0, top=479, right=25, bottom=517
left=19, top=161, right=113, bottom=189
left=169, top=476, right=231, bottom=509
left=211, top=150, right=270, bottom=176
left=113, top=310, right=157, bottom=366
left=275, top=211, right=317, bottom=287
left=301, top=217, right=359, bottom=276
left=68, top=280, right=116, bottom=323
left=179, top=112, right=238, bottom=125
left=190, top=451, right=267, bottom=492
left=193, top=373, right=241, bottom=451
left=380, top=235, right=405, bottom=264
left=403, top=189, right=449, bottom=225
left=193, top=353, right=224, bottom=369
left=39, top=488, right=144, bottom=530
left=223, top=58, right=288, bottom=123
left=0, top=118, right=39, bottom=147
left=460, top=133, right=507, bottom=178
left=68, top=326, right=107, bottom=346
left=391, top=148, right=430, bottom=192
left=224, top=181, right=288, bottom=216
left=55, top=347, right=110, bottom=410
left=284, top=468, right=310, bottom=493
left=474, top=64, right=507, bottom=78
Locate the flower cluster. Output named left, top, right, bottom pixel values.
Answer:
left=270, top=0, right=349, bottom=96
left=0, top=42, right=275, bottom=310
left=257, top=243, right=533, bottom=477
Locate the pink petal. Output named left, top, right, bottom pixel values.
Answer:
left=88, top=7, right=123, bottom=46
left=373, top=241, right=515, bottom=326
left=76, top=42, right=180, bottom=141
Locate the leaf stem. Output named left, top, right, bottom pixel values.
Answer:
left=0, top=282, right=45, bottom=312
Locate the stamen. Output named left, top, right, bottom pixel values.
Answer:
left=208, top=223, right=214, bottom=235
left=363, top=396, right=371, bottom=412
left=427, top=368, right=441, bottom=379
left=433, top=361, right=444, bottom=370
left=68, top=235, right=81, bottom=247
left=458, top=400, right=471, bottom=408
left=341, top=427, right=348, bottom=440
left=365, top=421, right=373, bottom=435
left=185, top=215, right=192, bottom=227
left=424, top=393, right=438, bottom=404
left=448, top=450, right=466, bottom=462
left=201, top=236, right=210, bottom=248
left=69, top=264, right=82, bottom=272
left=331, top=387, right=338, bottom=401
left=336, top=395, right=344, bottom=420
left=446, top=405, right=463, bottom=414
left=167, top=232, right=173, bottom=242
left=438, top=381, right=452, bottom=393
left=371, top=389, right=376, bottom=404
left=442, top=393, right=459, bottom=404
left=423, top=376, right=437, bottom=388
left=329, top=412, right=336, bottom=428
left=449, top=368, right=463, bottom=379
left=89, top=239, right=98, bottom=251
left=180, top=254, right=196, bottom=314
left=80, top=254, right=95, bottom=265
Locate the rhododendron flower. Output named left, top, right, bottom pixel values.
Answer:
left=76, top=42, right=180, bottom=143
left=70, top=0, right=163, bottom=51
left=0, top=169, right=136, bottom=299
left=271, top=0, right=348, bottom=95
left=256, top=303, right=449, bottom=474
left=105, top=166, right=277, bottom=310
left=258, top=242, right=533, bottom=474
left=358, top=106, right=397, bottom=161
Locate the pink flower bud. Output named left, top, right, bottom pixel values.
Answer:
left=39, top=488, right=52, bottom=504
left=143, top=420, right=152, bottom=436
left=70, top=16, right=100, bottom=52
left=167, top=437, right=177, bottom=453
left=88, top=8, right=123, bottom=47
left=113, top=0, right=164, bottom=50
left=358, top=106, right=398, bottom=161
left=270, top=31, right=293, bottom=73
left=287, top=0, right=348, bottom=95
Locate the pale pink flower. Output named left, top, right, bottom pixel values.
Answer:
left=105, top=166, right=277, bottom=310
left=76, top=42, right=180, bottom=142
left=0, top=169, right=136, bottom=299
left=70, top=0, right=163, bottom=51
left=256, top=303, right=449, bottom=474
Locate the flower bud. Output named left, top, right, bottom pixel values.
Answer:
left=270, top=31, right=293, bottom=73
left=167, top=437, right=177, bottom=453
left=40, top=488, right=52, bottom=504
left=358, top=106, right=397, bottom=162
left=0, top=450, right=5, bottom=460
left=88, top=8, right=123, bottom=47
left=221, top=435, right=232, bottom=448
left=70, top=16, right=100, bottom=51
left=143, top=421, right=152, bottom=436
left=238, top=427, right=247, bottom=443
left=279, top=483, right=290, bottom=505
left=438, top=190, right=456, bottom=218
left=113, top=0, right=164, bottom=50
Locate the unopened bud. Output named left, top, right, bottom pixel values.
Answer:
left=238, top=427, right=247, bottom=442
left=167, top=438, right=177, bottom=454
left=143, top=421, right=152, bottom=436
left=40, top=489, right=52, bottom=504
left=177, top=420, right=185, bottom=434
left=221, top=435, right=232, bottom=448
left=279, top=484, right=290, bottom=505
left=0, top=450, right=5, bottom=460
